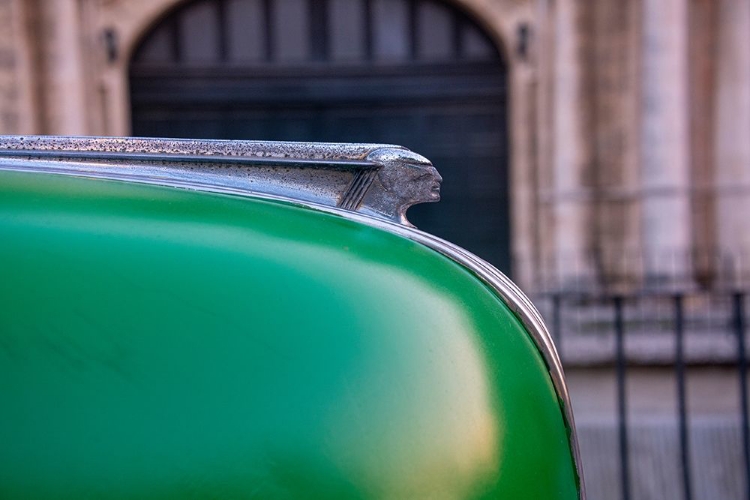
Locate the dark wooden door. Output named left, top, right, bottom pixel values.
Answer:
left=130, top=0, right=510, bottom=273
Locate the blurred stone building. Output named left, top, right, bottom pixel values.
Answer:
left=0, top=0, right=748, bottom=292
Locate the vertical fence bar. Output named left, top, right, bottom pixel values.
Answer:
left=263, top=0, right=274, bottom=62
left=309, top=0, right=329, bottom=61
left=614, top=295, right=631, bottom=500
left=551, top=293, right=563, bottom=360
left=734, top=292, right=750, bottom=500
left=674, top=294, right=692, bottom=500
left=451, top=9, right=464, bottom=58
left=408, top=0, right=419, bottom=60
left=216, top=0, right=229, bottom=62
left=363, top=0, right=374, bottom=61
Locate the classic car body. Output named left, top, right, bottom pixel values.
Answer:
left=0, top=136, right=584, bottom=499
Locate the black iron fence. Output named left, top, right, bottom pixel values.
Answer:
left=536, top=289, right=750, bottom=500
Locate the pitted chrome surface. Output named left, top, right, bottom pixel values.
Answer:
left=0, top=136, right=389, bottom=161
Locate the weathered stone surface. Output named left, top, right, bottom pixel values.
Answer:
left=0, top=0, right=18, bottom=134
left=4, top=0, right=750, bottom=291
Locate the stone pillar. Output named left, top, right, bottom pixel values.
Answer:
left=589, top=0, right=642, bottom=291
left=640, top=0, right=691, bottom=284
left=0, top=0, right=20, bottom=134
left=510, top=60, right=539, bottom=291
left=549, top=0, right=595, bottom=289
left=0, top=0, right=40, bottom=134
left=688, top=0, right=718, bottom=286
left=714, top=0, right=750, bottom=284
left=534, top=0, right=556, bottom=291
left=38, top=0, right=89, bottom=135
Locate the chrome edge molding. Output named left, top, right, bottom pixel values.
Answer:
left=0, top=135, right=584, bottom=498
left=390, top=226, right=586, bottom=500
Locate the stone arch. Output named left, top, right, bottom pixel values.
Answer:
left=120, top=0, right=518, bottom=68
left=95, top=0, right=529, bottom=134
left=90, top=0, right=536, bottom=281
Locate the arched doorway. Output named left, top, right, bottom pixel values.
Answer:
left=129, top=0, right=510, bottom=273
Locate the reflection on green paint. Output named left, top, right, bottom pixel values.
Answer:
left=0, top=170, right=578, bottom=499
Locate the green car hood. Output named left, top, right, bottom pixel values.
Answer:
left=0, top=160, right=579, bottom=498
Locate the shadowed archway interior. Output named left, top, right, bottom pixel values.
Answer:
left=129, top=0, right=509, bottom=272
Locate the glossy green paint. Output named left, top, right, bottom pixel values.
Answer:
left=0, top=170, right=578, bottom=499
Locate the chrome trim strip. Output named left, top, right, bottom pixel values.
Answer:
left=0, top=136, right=391, bottom=160
left=0, top=136, right=584, bottom=498
left=0, top=148, right=377, bottom=170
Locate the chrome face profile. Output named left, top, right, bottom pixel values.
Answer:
left=0, top=135, right=584, bottom=498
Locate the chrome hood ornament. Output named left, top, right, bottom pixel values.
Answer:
left=361, top=148, right=442, bottom=227
left=0, top=136, right=441, bottom=228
